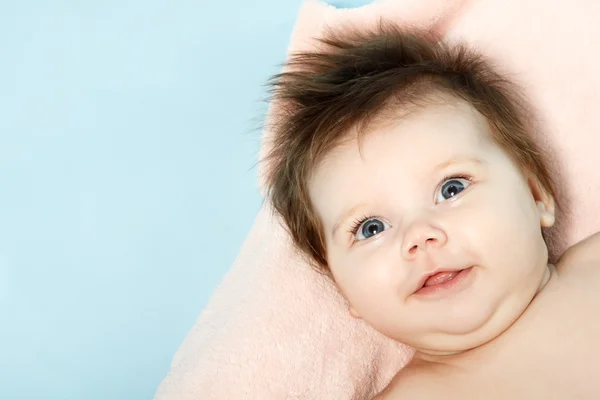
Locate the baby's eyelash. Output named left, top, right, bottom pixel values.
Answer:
left=348, top=214, right=376, bottom=236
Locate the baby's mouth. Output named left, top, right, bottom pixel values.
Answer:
left=414, top=266, right=474, bottom=296
left=422, top=270, right=461, bottom=287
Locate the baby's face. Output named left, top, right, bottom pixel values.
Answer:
left=308, top=100, right=555, bottom=354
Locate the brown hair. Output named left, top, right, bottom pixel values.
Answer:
left=263, top=21, right=558, bottom=277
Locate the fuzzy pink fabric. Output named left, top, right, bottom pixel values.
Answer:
left=154, top=0, right=600, bottom=398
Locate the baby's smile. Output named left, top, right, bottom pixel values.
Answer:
left=413, top=265, right=475, bottom=298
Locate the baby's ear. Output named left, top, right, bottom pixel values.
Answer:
left=536, top=201, right=555, bottom=227
left=528, top=175, right=555, bottom=228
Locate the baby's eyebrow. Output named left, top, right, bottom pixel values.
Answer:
left=432, top=156, right=486, bottom=173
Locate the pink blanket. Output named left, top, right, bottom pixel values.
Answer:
left=154, top=0, right=600, bottom=398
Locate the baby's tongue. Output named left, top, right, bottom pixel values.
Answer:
left=424, top=271, right=460, bottom=287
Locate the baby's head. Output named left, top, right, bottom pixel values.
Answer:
left=264, top=23, right=558, bottom=355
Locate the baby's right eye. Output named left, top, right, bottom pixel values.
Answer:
left=351, top=217, right=391, bottom=241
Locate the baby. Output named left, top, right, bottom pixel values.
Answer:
left=264, top=22, right=600, bottom=399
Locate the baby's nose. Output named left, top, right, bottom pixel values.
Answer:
left=401, top=221, right=447, bottom=259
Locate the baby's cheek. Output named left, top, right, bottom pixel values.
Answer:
left=330, top=254, right=372, bottom=295
left=339, top=258, right=391, bottom=304
left=468, top=195, right=538, bottom=266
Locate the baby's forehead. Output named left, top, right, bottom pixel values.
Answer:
left=323, top=100, right=494, bottom=168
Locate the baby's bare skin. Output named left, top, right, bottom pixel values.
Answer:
left=308, top=98, right=596, bottom=399
left=378, top=232, right=600, bottom=400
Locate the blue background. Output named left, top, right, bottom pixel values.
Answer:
left=0, top=0, right=371, bottom=399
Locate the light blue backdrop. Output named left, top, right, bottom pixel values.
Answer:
left=0, top=0, right=372, bottom=399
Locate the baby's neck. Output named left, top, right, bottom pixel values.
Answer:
left=536, top=263, right=554, bottom=295
left=412, top=264, right=556, bottom=367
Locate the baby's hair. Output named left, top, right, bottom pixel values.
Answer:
left=263, top=20, right=557, bottom=277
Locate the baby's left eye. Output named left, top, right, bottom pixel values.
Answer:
left=436, top=177, right=472, bottom=203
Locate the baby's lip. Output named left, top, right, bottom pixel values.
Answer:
left=413, top=266, right=468, bottom=294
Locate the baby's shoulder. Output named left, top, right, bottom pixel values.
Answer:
left=373, top=374, right=431, bottom=400
left=373, top=364, right=455, bottom=400
left=556, top=231, right=600, bottom=275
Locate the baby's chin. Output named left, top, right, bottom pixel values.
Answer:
left=374, top=305, right=500, bottom=353
left=407, top=332, right=498, bottom=358
left=394, top=299, right=530, bottom=356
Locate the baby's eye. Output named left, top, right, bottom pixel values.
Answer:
left=435, top=176, right=472, bottom=203
left=354, top=218, right=391, bottom=241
